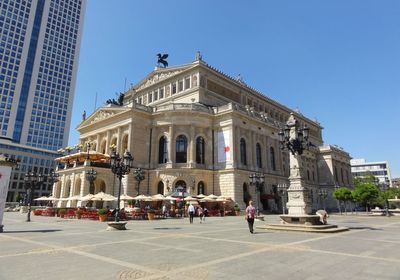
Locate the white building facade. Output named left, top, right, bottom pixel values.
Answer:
left=351, top=159, right=393, bottom=188
left=53, top=56, right=352, bottom=212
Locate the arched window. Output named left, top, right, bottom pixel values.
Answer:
left=243, top=183, right=250, bottom=206
left=176, top=135, right=187, bottom=163
left=196, top=136, right=205, bottom=164
left=256, top=143, right=262, bottom=168
left=158, top=136, right=168, bottom=163
left=197, top=181, right=205, bottom=195
left=157, top=181, right=164, bottom=195
left=240, top=138, right=247, bottom=165
left=270, top=147, right=276, bottom=171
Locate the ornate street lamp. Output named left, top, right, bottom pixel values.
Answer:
left=47, top=170, right=59, bottom=207
left=85, top=168, right=97, bottom=195
left=249, top=173, right=264, bottom=216
left=278, top=124, right=310, bottom=155
left=318, top=189, right=328, bottom=210
left=133, top=168, right=145, bottom=195
left=24, top=171, right=44, bottom=222
left=110, top=149, right=133, bottom=222
left=278, top=183, right=288, bottom=214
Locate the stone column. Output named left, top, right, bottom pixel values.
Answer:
left=285, top=115, right=312, bottom=215
left=167, top=125, right=174, bottom=167
left=106, top=130, right=111, bottom=154
left=96, top=134, right=101, bottom=152
left=117, top=127, right=122, bottom=154
left=189, top=126, right=195, bottom=167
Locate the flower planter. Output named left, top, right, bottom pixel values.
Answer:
left=147, top=213, right=155, bottom=220
left=76, top=215, right=82, bottom=219
left=99, top=215, right=107, bottom=222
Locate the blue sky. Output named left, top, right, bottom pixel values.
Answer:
left=69, top=0, right=400, bottom=177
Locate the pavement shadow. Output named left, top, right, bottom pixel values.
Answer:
left=347, top=226, right=382, bottom=230
left=3, top=229, right=63, bottom=233
left=153, top=227, right=182, bottom=230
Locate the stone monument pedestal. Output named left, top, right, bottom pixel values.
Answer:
left=280, top=214, right=321, bottom=225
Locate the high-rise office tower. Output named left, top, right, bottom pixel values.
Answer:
left=0, top=0, right=86, bottom=201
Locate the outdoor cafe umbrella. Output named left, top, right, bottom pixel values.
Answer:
left=206, top=194, right=219, bottom=200
left=184, top=196, right=198, bottom=201
left=133, top=194, right=152, bottom=201
left=195, top=194, right=206, bottom=199
left=91, top=191, right=116, bottom=201
left=152, top=194, right=166, bottom=201
left=119, top=194, right=135, bottom=200
left=34, top=196, right=58, bottom=201
left=80, top=193, right=95, bottom=201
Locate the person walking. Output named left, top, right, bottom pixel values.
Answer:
left=198, top=206, right=204, bottom=223
left=245, top=201, right=256, bottom=234
left=188, top=203, right=195, bottom=224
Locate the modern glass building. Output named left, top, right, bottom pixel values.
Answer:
left=0, top=0, right=86, bottom=201
left=351, top=159, right=393, bottom=188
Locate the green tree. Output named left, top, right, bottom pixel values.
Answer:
left=352, top=183, right=379, bottom=212
left=333, top=187, right=353, bottom=214
left=15, top=192, right=23, bottom=203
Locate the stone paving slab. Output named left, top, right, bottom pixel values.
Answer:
left=0, top=212, right=400, bottom=280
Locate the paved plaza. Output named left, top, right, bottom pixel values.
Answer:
left=1, top=212, right=400, bottom=280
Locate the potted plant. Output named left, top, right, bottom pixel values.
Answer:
left=147, top=208, right=155, bottom=220
left=98, top=208, right=108, bottom=222
left=75, top=209, right=82, bottom=219
left=58, top=208, right=66, bottom=218
left=127, top=200, right=133, bottom=208
left=234, top=204, right=241, bottom=216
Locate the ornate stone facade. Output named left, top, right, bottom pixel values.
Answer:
left=53, top=58, right=352, bottom=211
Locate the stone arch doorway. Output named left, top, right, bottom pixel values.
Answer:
left=243, top=182, right=251, bottom=206
left=71, top=177, right=82, bottom=207
left=94, top=179, right=107, bottom=209
left=175, top=180, right=187, bottom=192
left=157, top=181, right=164, bottom=195
left=197, top=181, right=205, bottom=195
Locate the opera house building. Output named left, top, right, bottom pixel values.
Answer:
left=53, top=55, right=352, bottom=211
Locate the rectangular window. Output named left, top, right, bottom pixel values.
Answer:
left=159, top=88, right=164, bottom=99
left=185, top=77, right=190, bottom=89
left=153, top=90, right=158, bottom=101
left=178, top=80, right=183, bottom=92
left=148, top=92, right=152, bottom=103
left=172, top=83, right=177, bottom=94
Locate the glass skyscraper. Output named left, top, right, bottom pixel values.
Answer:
left=0, top=0, right=86, bottom=201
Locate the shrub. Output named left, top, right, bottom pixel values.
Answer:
left=58, top=208, right=66, bottom=214
left=75, top=210, right=82, bottom=215
left=97, top=208, right=108, bottom=215
left=147, top=208, right=155, bottom=214
left=234, top=204, right=240, bottom=211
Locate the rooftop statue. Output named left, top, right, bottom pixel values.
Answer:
left=157, top=53, right=168, bottom=68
